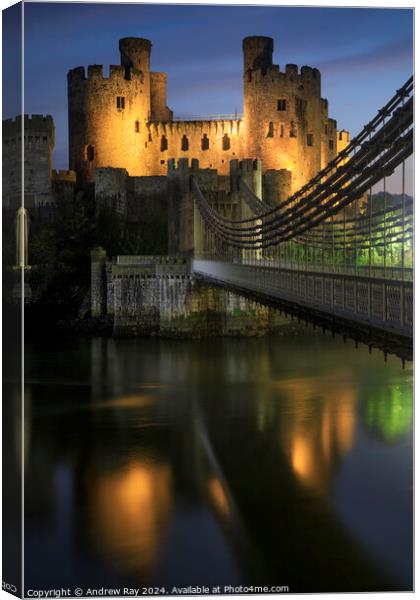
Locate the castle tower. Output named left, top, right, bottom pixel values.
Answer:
left=119, top=37, right=152, bottom=110
left=3, top=115, right=55, bottom=210
left=68, top=39, right=153, bottom=185
left=66, top=35, right=346, bottom=190
left=242, top=36, right=337, bottom=194
left=150, top=72, right=173, bottom=121
left=243, top=36, right=273, bottom=75
left=68, top=63, right=150, bottom=184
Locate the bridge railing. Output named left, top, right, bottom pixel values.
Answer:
left=194, top=252, right=413, bottom=282
left=191, top=76, right=413, bottom=286
left=193, top=258, right=413, bottom=339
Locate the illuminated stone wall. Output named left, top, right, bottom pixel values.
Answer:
left=68, top=36, right=349, bottom=195
left=68, top=65, right=150, bottom=182
left=242, top=36, right=340, bottom=194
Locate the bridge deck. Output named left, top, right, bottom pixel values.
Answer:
left=193, top=259, right=413, bottom=339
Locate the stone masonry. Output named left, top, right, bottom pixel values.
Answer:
left=68, top=35, right=349, bottom=199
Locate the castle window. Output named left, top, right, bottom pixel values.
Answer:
left=201, top=134, right=209, bottom=151
left=277, top=99, right=287, bottom=111
left=148, top=133, right=152, bottom=142
left=160, top=160, right=165, bottom=165
left=222, top=134, right=231, bottom=151
left=280, top=124, right=284, bottom=138
left=181, top=135, right=189, bottom=151
left=161, top=135, right=168, bottom=151
left=43, top=136, right=47, bottom=142
left=267, top=122, right=274, bottom=138
left=306, top=133, right=313, bottom=147
left=116, top=96, right=125, bottom=110
left=289, top=121, right=297, bottom=138
left=324, top=124, right=328, bottom=135
left=84, top=144, right=95, bottom=162
left=295, top=97, right=305, bottom=116
left=329, top=139, right=334, bottom=150
left=135, top=121, right=140, bottom=133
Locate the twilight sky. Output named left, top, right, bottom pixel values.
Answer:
left=3, top=2, right=414, bottom=180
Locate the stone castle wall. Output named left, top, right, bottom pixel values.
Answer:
left=242, top=36, right=338, bottom=192
left=68, top=65, right=150, bottom=183
left=68, top=35, right=349, bottom=198
left=3, top=115, right=54, bottom=210
left=91, top=251, right=281, bottom=337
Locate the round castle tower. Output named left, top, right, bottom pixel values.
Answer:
left=68, top=38, right=153, bottom=184
left=243, top=36, right=338, bottom=194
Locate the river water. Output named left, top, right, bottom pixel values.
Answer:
left=21, top=324, right=412, bottom=593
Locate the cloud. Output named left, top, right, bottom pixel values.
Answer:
left=316, top=37, right=412, bottom=76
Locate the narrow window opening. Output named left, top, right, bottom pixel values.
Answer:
left=84, top=144, right=95, bottom=161
left=306, top=133, right=313, bottom=147
left=222, top=133, right=231, bottom=151
left=161, top=135, right=168, bottom=152
left=280, top=124, right=284, bottom=138
left=135, top=121, right=140, bottom=133
left=181, top=135, right=189, bottom=151
left=160, top=159, right=165, bottom=165
left=201, top=134, right=209, bottom=151
left=267, top=122, right=274, bottom=138
left=116, top=96, right=125, bottom=110
left=277, top=99, right=287, bottom=111
left=324, top=124, right=328, bottom=135
left=289, top=121, right=297, bottom=138
left=329, top=139, right=334, bottom=150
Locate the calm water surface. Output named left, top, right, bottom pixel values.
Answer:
left=20, top=327, right=412, bottom=593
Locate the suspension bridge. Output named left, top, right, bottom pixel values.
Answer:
left=189, top=77, right=413, bottom=359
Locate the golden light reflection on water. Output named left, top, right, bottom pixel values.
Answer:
left=207, top=476, right=231, bottom=519
left=92, top=394, right=156, bottom=410
left=89, top=460, right=172, bottom=576
left=274, top=373, right=358, bottom=497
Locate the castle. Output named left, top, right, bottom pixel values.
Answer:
left=68, top=36, right=349, bottom=196
left=2, top=36, right=349, bottom=218
left=2, top=114, right=76, bottom=218
left=2, top=34, right=351, bottom=329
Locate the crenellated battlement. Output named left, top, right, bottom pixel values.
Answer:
left=67, top=64, right=144, bottom=84
left=148, top=119, right=242, bottom=137
left=337, top=130, right=350, bottom=143
left=66, top=34, right=348, bottom=189
left=246, top=62, right=321, bottom=89
left=3, top=114, right=54, bottom=138
left=168, top=158, right=201, bottom=172
left=51, top=169, right=77, bottom=182
left=237, top=158, right=261, bottom=174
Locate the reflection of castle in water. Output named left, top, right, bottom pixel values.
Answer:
left=23, top=337, right=412, bottom=589
left=273, top=374, right=357, bottom=498
left=87, top=458, right=173, bottom=576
